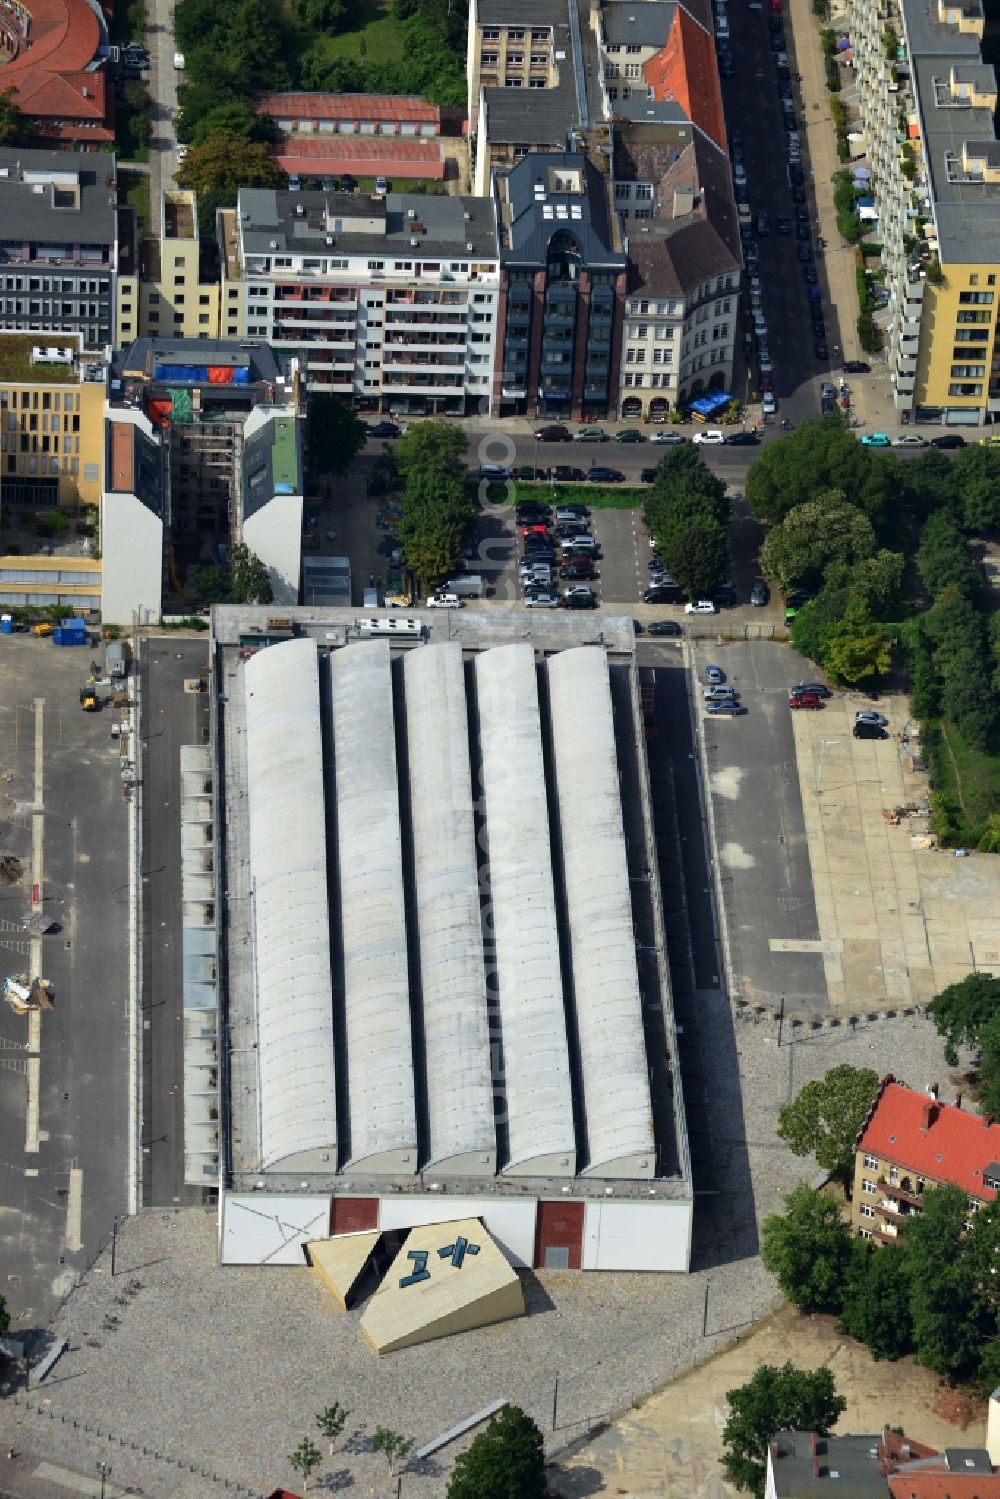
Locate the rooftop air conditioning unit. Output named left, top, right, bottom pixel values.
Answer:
left=407, top=208, right=416, bottom=218
left=410, top=236, right=418, bottom=247
left=295, top=204, right=304, bottom=216
left=325, top=234, right=334, bottom=245
left=463, top=211, right=471, bottom=220
left=466, top=241, right=473, bottom=251
left=269, top=240, right=278, bottom=249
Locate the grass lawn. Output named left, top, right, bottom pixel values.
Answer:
left=119, top=170, right=150, bottom=235
left=475, top=480, right=647, bottom=511
left=929, top=719, right=1000, bottom=845
left=306, top=0, right=405, bottom=64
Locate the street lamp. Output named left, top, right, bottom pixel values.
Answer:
left=97, top=1461, right=110, bottom=1499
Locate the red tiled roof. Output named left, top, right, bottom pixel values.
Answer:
left=258, top=92, right=439, bottom=125
left=858, top=1079, right=1000, bottom=1202
left=273, top=138, right=445, bottom=178
left=0, top=0, right=113, bottom=136
left=888, top=1474, right=1000, bottom=1498
left=643, top=6, right=727, bottom=152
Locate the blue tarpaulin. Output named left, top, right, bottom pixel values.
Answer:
left=688, top=389, right=733, bottom=417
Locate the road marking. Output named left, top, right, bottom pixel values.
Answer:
left=768, top=937, right=842, bottom=954
left=25, top=1056, right=39, bottom=1152
left=25, top=701, right=44, bottom=1153
left=65, top=1168, right=83, bottom=1252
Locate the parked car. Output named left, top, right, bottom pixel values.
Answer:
left=514, top=466, right=547, bottom=482
left=815, top=340, right=829, bottom=360
left=427, top=592, right=463, bottom=609
left=705, top=666, right=726, bottom=686
left=647, top=620, right=682, bottom=637
left=478, top=463, right=511, bottom=480
left=534, top=424, right=572, bottom=441
left=855, top=709, right=889, bottom=727
left=725, top=430, right=758, bottom=446
left=643, top=585, right=681, bottom=603
left=789, top=691, right=823, bottom=709
left=651, top=430, right=688, bottom=444
left=931, top=433, right=967, bottom=449
left=550, top=465, right=587, bottom=482
left=792, top=681, right=831, bottom=698
left=707, top=698, right=748, bottom=715
left=712, top=585, right=738, bottom=608
left=524, top=591, right=561, bottom=608
left=762, top=392, right=777, bottom=416
left=616, top=428, right=645, bottom=443
left=561, top=560, right=595, bottom=579
left=854, top=720, right=888, bottom=740
left=842, top=359, right=870, bottom=374
left=704, top=685, right=740, bottom=701
left=574, top=427, right=608, bottom=442
left=375, top=175, right=389, bottom=195
left=861, top=432, right=891, bottom=447
left=892, top=434, right=926, bottom=447
left=692, top=429, right=725, bottom=445
left=750, top=579, right=770, bottom=606
left=587, top=466, right=624, bottom=482
left=366, top=420, right=400, bottom=438
left=640, top=467, right=658, bottom=483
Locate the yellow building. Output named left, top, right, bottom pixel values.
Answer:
left=0, top=333, right=104, bottom=510
left=914, top=263, right=1000, bottom=418
left=139, top=191, right=221, bottom=340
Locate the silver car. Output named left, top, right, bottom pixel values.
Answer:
left=524, top=592, right=561, bottom=608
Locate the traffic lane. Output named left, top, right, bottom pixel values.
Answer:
left=692, top=638, right=828, bottom=1011
left=464, top=427, right=764, bottom=486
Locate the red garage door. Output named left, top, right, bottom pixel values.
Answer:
left=533, top=1201, right=584, bottom=1269
left=329, top=1197, right=379, bottom=1235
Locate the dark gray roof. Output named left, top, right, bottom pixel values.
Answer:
left=110, top=338, right=283, bottom=394
left=497, top=152, right=625, bottom=268
left=620, top=133, right=740, bottom=295
left=602, top=2, right=674, bottom=45
left=477, top=0, right=565, bottom=23
left=769, top=1432, right=888, bottom=1498
left=943, top=1449, right=994, bottom=1473
left=238, top=188, right=497, bottom=260
left=481, top=72, right=578, bottom=146
left=0, top=148, right=117, bottom=245
left=614, top=97, right=691, bottom=125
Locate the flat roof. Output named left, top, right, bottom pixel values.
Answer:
left=214, top=606, right=690, bottom=1202
left=0, top=148, right=117, bottom=241
left=0, top=333, right=81, bottom=384
left=602, top=2, right=674, bottom=45
left=238, top=188, right=497, bottom=261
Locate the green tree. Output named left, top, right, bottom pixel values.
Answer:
left=315, top=1402, right=350, bottom=1456
left=977, top=1012, right=1000, bottom=1120
left=296, top=0, right=347, bottom=25
left=288, top=1436, right=322, bottom=1493
left=721, top=1363, right=846, bottom=1497
left=658, top=515, right=727, bottom=600
left=777, top=1066, right=880, bottom=1188
left=0, top=86, right=31, bottom=147
left=176, top=129, right=282, bottom=217
left=646, top=445, right=729, bottom=532
left=745, top=418, right=894, bottom=530
left=845, top=549, right=906, bottom=617
left=824, top=605, right=890, bottom=684
left=760, top=493, right=876, bottom=593
left=395, top=421, right=468, bottom=474
left=446, top=1404, right=547, bottom=1499
left=229, top=542, right=273, bottom=604
left=927, top=972, right=1000, bottom=1065
left=760, top=1183, right=852, bottom=1313
left=952, top=444, right=1000, bottom=533
left=187, top=99, right=278, bottom=147
left=371, top=1427, right=415, bottom=1477
left=916, top=507, right=979, bottom=599
left=307, top=396, right=366, bottom=478
left=121, top=80, right=152, bottom=152
left=900, top=1184, right=993, bottom=1380
left=192, top=563, right=231, bottom=605
left=395, top=422, right=473, bottom=586
left=839, top=1237, right=914, bottom=1361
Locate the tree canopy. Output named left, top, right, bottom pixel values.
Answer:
left=761, top=1182, right=853, bottom=1313
left=176, top=130, right=282, bottom=218
left=230, top=542, right=274, bottom=605
left=900, top=1187, right=1000, bottom=1383
left=446, top=1404, right=547, bottom=1499
left=838, top=1237, right=914, bottom=1361
left=394, top=422, right=473, bottom=587
left=927, top=972, right=1000, bottom=1066
left=776, top=1065, right=879, bottom=1187
left=721, top=1363, right=846, bottom=1496
left=759, top=493, right=876, bottom=593
left=643, top=448, right=729, bottom=598
left=0, top=86, right=32, bottom=147
left=307, top=396, right=366, bottom=479
left=745, top=418, right=896, bottom=530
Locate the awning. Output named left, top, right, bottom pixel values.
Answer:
left=687, top=389, right=733, bottom=417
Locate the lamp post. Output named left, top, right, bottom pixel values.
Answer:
left=97, top=1461, right=110, bottom=1499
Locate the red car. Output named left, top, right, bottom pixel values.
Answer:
left=789, top=691, right=823, bottom=709
left=522, top=524, right=549, bottom=537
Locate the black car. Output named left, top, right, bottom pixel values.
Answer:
left=643, top=586, right=681, bottom=604
left=792, top=680, right=831, bottom=697
left=647, top=620, right=682, bottom=637
left=797, top=243, right=813, bottom=263
left=792, top=185, right=807, bottom=204
left=796, top=222, right=811, bottom=241
left=789, top=165, right=805, bottom=186
left=366, top=420, right=400, bottom=438
left=563, top=592, right=597, bottom=610
left=724, top=430, right=758, bottom=445
left=640, top=467, right=658, bottom=483
left=776, top=217, right=792, bottom=234
left=340, top=174, right=357, bottom=192
left=770, top=31, right=784, bottom=48
left=550, top=465, right=586, bottom=482
left=558, top=502, right=590, bottom=516
left=587, top=466, right=624, bottom=483
left=853, top=720, right=888, bottom=740
left=814, top=341, right=829, bottom=360
left=786, top=591, right=814, bottom=609
left=514, top=466, right=547, bottom=482
left=560, top=560, right=595, bottom=579
left=842, top=359, right=870, bottom=374
left=804, top=266, right=819, bottom=284
left=750, top=578, right=770, bottom=606
left=931, top=433, right=967, bottom=449
left=535, top=424, right=572, bottom=442
left=712, top=585, right=738, bottom=608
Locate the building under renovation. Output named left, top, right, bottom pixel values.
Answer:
left=100, top=338, right=304, bottom=624
left=183, top=607, right=693, bottom=1274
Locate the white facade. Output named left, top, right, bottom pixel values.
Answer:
left=620, top=274, right=739, bottom=413
left=100, top=491, right=162, bottom=625
left=243, top=494, right=302, bottom=607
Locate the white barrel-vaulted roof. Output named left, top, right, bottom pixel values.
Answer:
left=548, top=648, right=655, bottom=1177
left=404, top=643, right=496, bottom=1175
left=244, top=638, right=337, bottom=1171
left=329, top=642, right=417, bottom=1173
left=475, top=643, right=576, bottom=1176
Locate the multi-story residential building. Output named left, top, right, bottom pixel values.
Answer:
left=848, top=0, right=1000, bottom=424
left=219, top=188, right=499, bottom=416
left=0, top=150, right=131, bottom=353
left=0, top=332, right=105, bottom=511
left=494, top=152, right=627, bottom=419
left=138, top=191, right=221, bottom=342
left=765, top=1426, right=1000, bottom=1498
left=101, top=338, right=304, bottom=624
left=614, top=124, right=741, bottom=416
left=851, top=1076, right=1000, bottom=1242
left=597, top=3, right=672, bottom=110
left=0, top=0, right=115, bottom=145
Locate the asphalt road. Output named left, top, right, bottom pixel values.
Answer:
left=0, top=639, right=129, bottom=1332
left=690, top=637, right=827, bottom=1012
left=146, top=0, right=179, bottom=214
left=140, top=637, right=211, bottom=1209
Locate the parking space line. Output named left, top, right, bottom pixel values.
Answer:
left=65, top=1167, right=83, bottom=1252
left=25, top=1055, right=39, bottom=1153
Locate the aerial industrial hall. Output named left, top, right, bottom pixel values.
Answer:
left=195, top=609, right=692, bottom=1273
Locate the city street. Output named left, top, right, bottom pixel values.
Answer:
left=145, top=0, right=180, bottom=214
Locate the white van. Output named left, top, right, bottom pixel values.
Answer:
left=427, top=593, right=463, bottom=609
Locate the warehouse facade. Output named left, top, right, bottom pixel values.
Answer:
left=196, top=609, right=693, bottom=1273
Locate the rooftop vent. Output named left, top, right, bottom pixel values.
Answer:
left=295, top=204, right=304, bottom=216
left=466, top=241, right=473, bottom=250
left=325, top=234, right=334, bottom=245
left=463, top=210, right=471, bottom=220
left=407, top=208, right=416, bottom=218
left=410, top=236, right=418, bottom=247
left=269, top=239, right=278, bottom=249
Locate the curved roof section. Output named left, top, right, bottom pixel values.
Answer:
left=244, top=638, right=337, bottom=1170
left=329, top=642, right=416, bottom=1173
left=475, top=644, right=575, bottom=1176
left=0, top=0, right=102, bottom=78
left=404, top=644, right=495, bottom=1174
left=548, top=648, right=654, bottom=1177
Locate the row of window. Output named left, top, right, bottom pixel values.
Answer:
left=604, top=42, right=644, bottom=52
left=0, top=277, right=107, bottom=293
left=481, top=52, right=549, bottom=65
left=615, top=183, right=654, bottom=200
left=0, top=390, right=81, bottom=412
left=4, top=454, right=80, bottom=476
left=622, top=372, right=675, bottom=387
left=605, top=63, right=644, bottom=78
left=480, top=27, right=550, bottom=40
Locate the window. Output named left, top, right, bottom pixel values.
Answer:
left=607, top=42, right=622, bottom=52
left=969, top=274, right=979, bottom=286
left=949, top=383, right=982, bottom=396
left=954, top=328, right=989, bottom=342
left=482, top=51, right=499, bottom=64
left=862, top=1179, right=877, bottom=1195
left=957, top=309, right=991, bottom=323
left=507, top=52, right=524, bottom=64
left=636, top=183, right=653, bottom=200
left=530, top=76, right=546, bottom=86
left=959, top=291, right=993, bottom=305
left=626, top=42, right=642, bottom=52
left=509, top=27, right=524, bottom=38
left=989, top=275, right=997, bottom=286
left=530, top=52, right=547, bottom=64
left=505, top=76, right=523, bottom=85
left=482, top=27, right=500, bottom=39
left=863, top=1154, right=879, bottom=1170
left=606, top=61, right=619, bottom=77
left=859, top=1228, right=873, bottom=1240
left=951, top=364, right=985, bottom=378
left=625, top=62, right=641, bottom=77
left=859, top=1203, right=876, bottom=1219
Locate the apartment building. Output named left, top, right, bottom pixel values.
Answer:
left=101, top=338, right=304, bottom=624
left=614, top=125, right=741, bottom=416
left=597, top=4, right=671, bottom=109
left=494, top=152, right=626, bottom=419
left=138, top=191, right=221, bottom=341
left=0, top=150, right=130, bottom=352
left=219, top=188, right=499, bottom=416
left=765, top=1427, right=1000, bottom=1499
left=0, top=332, right=104, bottom=511
left=848, top=0, right=1000, bottom=424
left=851, top=1076, right=1000, bottom=1242
left=467, top=0, right=566, bottom=132
left=0, top=0, right=114, bottom=145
